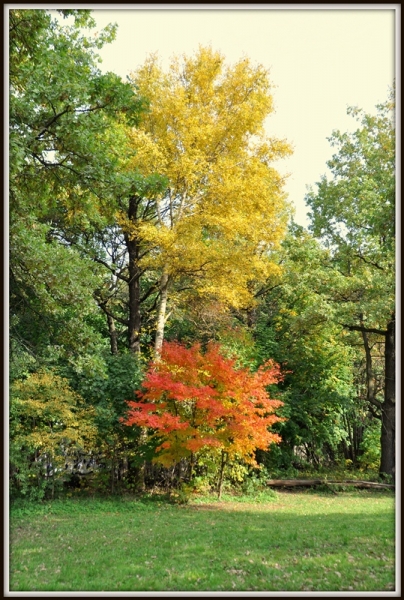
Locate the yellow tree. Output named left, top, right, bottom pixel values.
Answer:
left=10, top=372, right=97, bottom=499
left=121, top=46, right=292, bottom=353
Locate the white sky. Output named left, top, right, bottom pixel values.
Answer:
left=83, top=6, right=395, bottom=227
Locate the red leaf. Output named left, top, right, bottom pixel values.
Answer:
left=122, top=341, right=285, bottom=465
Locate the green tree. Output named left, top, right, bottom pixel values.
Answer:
left=8, top=9, right=160, bottom=495
left=9, top=9, right=156, bottom=364
left=61, top=350, right=146, bottom=494
left=252, top=226, right=358, bottom=471
left=305, top=90, right=395, bottom=477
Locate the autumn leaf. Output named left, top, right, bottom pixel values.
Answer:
left=122, top=341, right=284, bottom=467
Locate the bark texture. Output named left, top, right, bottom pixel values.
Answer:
left=380, top=316, right=395, bottom=478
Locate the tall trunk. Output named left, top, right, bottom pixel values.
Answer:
left=353, top=422, right=364, bottom=462
left=107, top=314, right=118, bottom=355
left=380, top=316, right=395, bottom=478
left=126, top=196, right=142, bottom=354
left=127, top=251, right=141, bottom=354
left=155, top=270, right=169, bottom=356
left=361, top=326, right=377, bottom=408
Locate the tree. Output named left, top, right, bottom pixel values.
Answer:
left=10, top=32, right=291, bottom=359
left=122, top=341, right=284, bottom=497
left=8, top=10, right=165, bottom=496
left=251, top=225, right=360, bottom=470
left=64, top=350, right=146, bottom=494
left=305, top=90, right=395, bottom=477
left=123, top=46, right=292, bottom=354
left=9, top=9, right=161, bottom=362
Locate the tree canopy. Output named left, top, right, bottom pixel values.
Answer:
left=305, top=91, right=395, bottom=477
left=8, top=9, right=395, bottom=500
left=126, top=47, right=292, bottom=352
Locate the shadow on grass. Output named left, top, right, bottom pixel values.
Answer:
left=9, top=490, right=395, bottom=592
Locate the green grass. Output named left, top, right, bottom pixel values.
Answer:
left=9, top=489, right=395, bottom=592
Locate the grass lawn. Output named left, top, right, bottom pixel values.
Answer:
left=9, top=489, right=395, bottom=592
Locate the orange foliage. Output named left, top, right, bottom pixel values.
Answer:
left=122, top=341, right=285, bottom=467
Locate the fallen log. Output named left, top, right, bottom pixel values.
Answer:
left=341, top=479, right=395, bottom=488
left=267, top=479, right=394, bottom=490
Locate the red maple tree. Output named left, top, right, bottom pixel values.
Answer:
left=122, top=341, right=285, bottom=494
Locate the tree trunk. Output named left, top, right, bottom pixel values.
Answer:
left=217, top=451, right=228, bottom=499
left=107, top=313, right=118, bottom=355
left=345, top=317, right=395, bottom=479
left=125, top=196, right=142, bottom=354
left=267, top=479, right=394, bottom=490
left=246, top=306, right=257, bottom=329
left=189, top=452, right=195, bottom=481
left=155, top=270, right=169, bottom=356
left=380, top=316, right=395, bottom=478
left=361, top=325, right=377, bottom=411
left=344, top=413, right=355, bottom=462
left=110, top=444, right=116, bottom=494
left=135, top=428, right=148, bottom=492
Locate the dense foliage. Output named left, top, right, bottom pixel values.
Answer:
left=10, top=371, right=97, bottom=500
left=305, top=92, right=395, bottom=477
left=122, top=342, right=284, bottom=496
left=8, top=9, right=395, bottom=501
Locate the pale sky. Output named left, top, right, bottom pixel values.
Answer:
left=79, top=6, right=396, bottom=227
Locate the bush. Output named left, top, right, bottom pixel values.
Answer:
left=358, top=420, right=381, bottom=471
left=10, top=371, right=97, bottom=501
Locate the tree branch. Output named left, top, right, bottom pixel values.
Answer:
left=367, top=405, right=382, bottom=420
left=91, top=257, right=129, bottom=283
left=355, top=253, right=385, bottom=271
left=367, top=396, right=383, bottom=411
left=96, top=301, right=129, bottom=327
left=342, top=324, right=387, bottom=336
left=140, top=282, right=159, bottom=304
left=35, top=107, right=71, bottom=140
left=254, top=283, right=282, bottom=299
